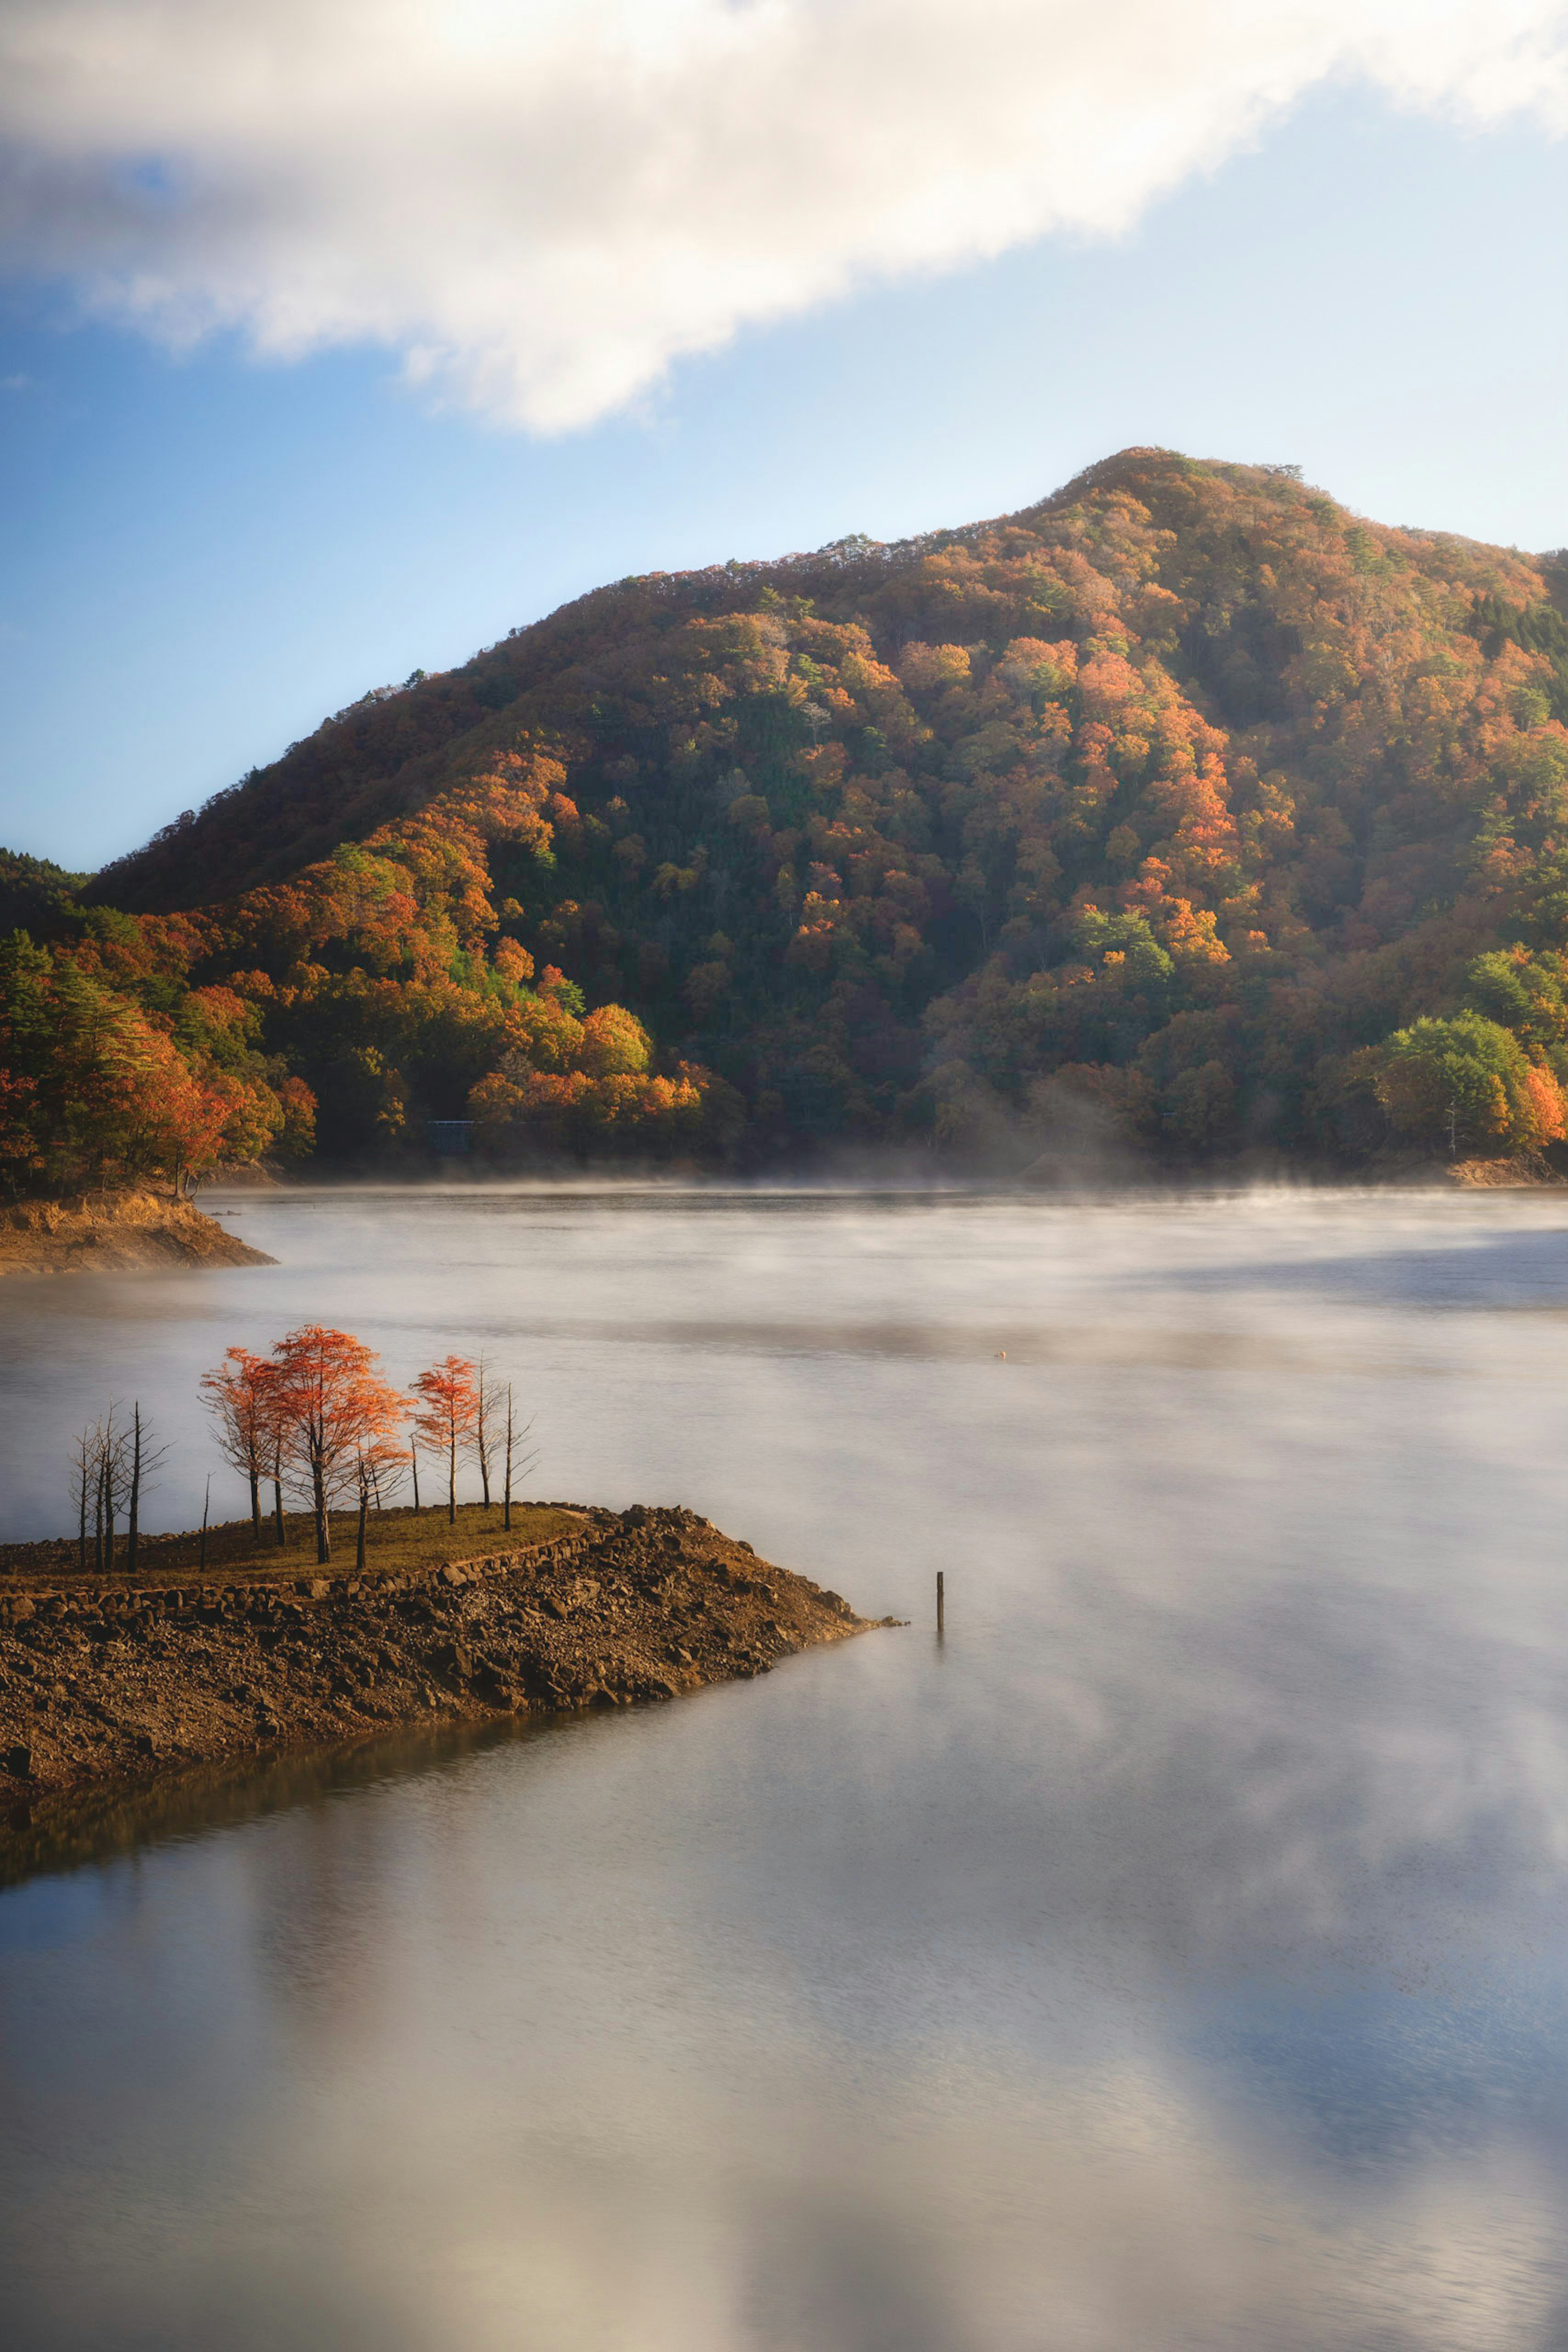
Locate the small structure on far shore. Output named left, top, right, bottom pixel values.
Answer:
left=425, top=1120, right=473, bottom=1157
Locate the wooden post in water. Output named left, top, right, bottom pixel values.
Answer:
left=936, top=1570, right=945, bottom=1632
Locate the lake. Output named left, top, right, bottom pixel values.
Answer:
left=1, top=1183, right=1564, bottom=2351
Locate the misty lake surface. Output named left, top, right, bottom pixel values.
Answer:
left=0, top=1184, right=1564, bottom=2352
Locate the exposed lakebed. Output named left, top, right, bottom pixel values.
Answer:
left=0, top=1502, right=874, bottom=1816
left=0, top=1184, right=1564, bottom=2352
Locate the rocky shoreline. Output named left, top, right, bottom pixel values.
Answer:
left=0, top=1505, right=882, bottom=1830
left=0, top=1188, right=273, bottom=1276
left=1445, top=1153, right=1567, bottom=1188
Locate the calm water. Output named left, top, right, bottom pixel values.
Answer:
left=0, top=1184, right=1564, bottom=2352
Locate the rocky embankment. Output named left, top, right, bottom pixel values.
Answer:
left=0, top=1188, right=273, bottom=1275
left=1446, top=1153, right=1567, bottom=1188
left=0, top=1507, right=879, bottom=1818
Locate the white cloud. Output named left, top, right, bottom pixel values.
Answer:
left=0, top=0, right=1563, bottom=430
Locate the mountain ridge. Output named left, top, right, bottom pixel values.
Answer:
left=89, top=446, right=1564, bottom=917
left=4, top=446, right=1565, bottom=1181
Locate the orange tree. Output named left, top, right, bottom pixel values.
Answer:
left=270, top=1324, right=408, bottom=1563
left=410, top=1355, right=481, bottom=1523
left=200, top=1346, right=280, bottom=1540
left=0, top=934, right=292, bottom=1192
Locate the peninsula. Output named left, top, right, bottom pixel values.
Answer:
left=0, top=1502, right=879, bottom=1823
left=0, top=1187, right=272, bottom=1278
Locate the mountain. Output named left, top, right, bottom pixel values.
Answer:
left=5, top=448, right=1566, bottom=1184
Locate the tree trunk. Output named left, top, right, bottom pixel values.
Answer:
left=313, top=1456, right=330, bottom=1564
left=273, top=1477, right=286, bottom=1545
left=503, top=1389, right=513, bottom=1533
left=94, top=1456, right=106, bottom=1574
left=248, top=1467, right=262, bottom=1543
left=77, top=1466, right=88, bottom=1574
left=356, top=1491, right=368, bottom=1574
left=411, top=1445, right=421, bottom=1511
left=199, top=1480, right=210, bottom=1575
left=447, top=1429, right=456, bottom=1524
left=127, top=1405, right=141, bottom=1576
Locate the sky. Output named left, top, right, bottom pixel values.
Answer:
left=0, top=0, right=1564, bottom=874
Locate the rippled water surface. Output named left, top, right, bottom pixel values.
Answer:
left=1, top=1185, right=1565, bottom=2352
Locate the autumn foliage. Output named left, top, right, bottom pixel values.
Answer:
left=190, top=1333, right=523, bottom=1563
left=7, top=449, right=1567, bottom=1177
left=268, top=1324, right=408, bottom=1564
left=410, top=1355, right=481, bottom=1525
left=200, top=1347, right=280, bottom=1540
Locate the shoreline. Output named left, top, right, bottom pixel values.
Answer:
left=201, top=1154, right=1566, bottom=1197
left=1, top=1158, right=1558, bottom=1284
left=0, top=1188, right=273, bottom=1277
left=1, top=1505, right=885, bottom=1833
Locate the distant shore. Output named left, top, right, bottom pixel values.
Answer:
left=0, top=1503, right=881, bottom=1838
left=2, top=1152, right=1559, bottom=1288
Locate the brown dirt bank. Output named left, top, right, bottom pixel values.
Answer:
left=0, top=1188, right=274, bottom=1275
left=0, top=1505, right=884, bottom=1830
left=1445, top=1152, right=1568, bottom=1188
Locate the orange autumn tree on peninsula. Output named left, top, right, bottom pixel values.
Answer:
left=410, top=1355, right=481, bottom=1525
left=270, top=1324, right=408, bottom=1564
left=200, top=1346, right=280, bottom=1542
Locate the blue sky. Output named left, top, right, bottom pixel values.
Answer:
left=1, top=61, right=1564, bottom=874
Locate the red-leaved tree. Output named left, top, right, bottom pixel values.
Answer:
left=410, top=1355, right=481, bottom=1524
left=270, top=1324, right=407, bottom=1563
left=200, top=1346, right=278, bottom=1540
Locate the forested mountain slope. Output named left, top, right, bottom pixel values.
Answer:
left=5, top=448, right=1566, bottom=1182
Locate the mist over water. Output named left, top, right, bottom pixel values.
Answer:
left=1, top=1186, right=1564, bottom=2351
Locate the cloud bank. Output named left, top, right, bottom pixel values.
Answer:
left=0, top=0, right=1564, bottom=430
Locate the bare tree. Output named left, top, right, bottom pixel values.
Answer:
left=352, top=1429, right=405, bottom=1571
left=474, top=1357, right=496, bottom=1507
left=92, top=1405, right=131, bottom=1575
left=372, top=1446, right=404, bottom=1513
left=71, top=1424, right=98, bottom=1573
left=501, top=1386, right=538, bottom=1535
left=94, top=1416, right=113, bottom=1572
left=124, top=1402, right=170, bottom=1577
left=70, top=1406, right=135, bottom=1575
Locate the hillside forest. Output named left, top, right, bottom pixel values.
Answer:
left=2, top=448, right=1566, bottom=1191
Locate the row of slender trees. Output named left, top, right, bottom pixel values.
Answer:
left=71, top=1402, right=169, bottom=1579
left=72, top=1326, right=535, bottom=1575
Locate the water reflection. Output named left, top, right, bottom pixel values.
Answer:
left=0, top=1189, right=1564, bottom=2349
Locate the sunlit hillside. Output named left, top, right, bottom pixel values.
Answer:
left=4, top=449, right=1566, bottom=1179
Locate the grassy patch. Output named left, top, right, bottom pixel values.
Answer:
left=0, top=1502, right=586, bottom=1592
